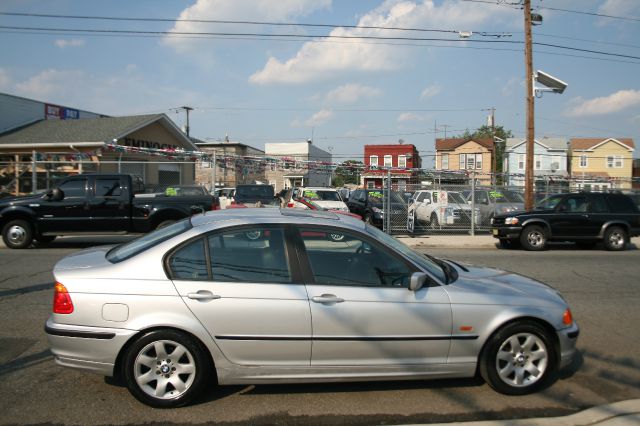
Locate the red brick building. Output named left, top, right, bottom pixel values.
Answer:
left=362, top=143, right=421, bottom=190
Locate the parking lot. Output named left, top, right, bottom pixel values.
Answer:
left=1, top=237, right=639, bottom=425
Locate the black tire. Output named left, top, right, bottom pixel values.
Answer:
left=122, top=329, right=212, bottom=408
left=480, top=321, right=557, bottom=395
left=156, top=220, right=176, bottom=230
left=603, top=226, right=627, bottom=251
left=35, top=235, right=57, bottom=244
left=2, top=219, right=34, bottom=249
left=429, top=213, right=439, bottom=230
left=520, top=225, right=547, bottom=251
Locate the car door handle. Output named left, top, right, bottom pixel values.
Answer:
left=187, top=291, right=221, bottom=301
left=311, top=294, right=344, bottom=304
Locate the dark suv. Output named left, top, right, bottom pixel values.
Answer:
left=491, top=192, right=640, bottom=251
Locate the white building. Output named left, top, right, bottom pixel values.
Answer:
left=265, top=141, right=332, bottom=192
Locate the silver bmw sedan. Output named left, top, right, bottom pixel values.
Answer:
left=45, top=208, right=579, bottom=408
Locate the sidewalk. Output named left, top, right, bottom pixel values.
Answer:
left=412, top=399, right=640, bottom=426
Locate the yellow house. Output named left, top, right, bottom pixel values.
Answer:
left=569, top=138, right=635, bottom=190
left=435, top=138, right=494, bottom=185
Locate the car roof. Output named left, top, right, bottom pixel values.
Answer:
left=191, top=207, right=365, bottom=230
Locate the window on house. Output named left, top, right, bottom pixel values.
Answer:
left=367, top=181, right=375, bottom=189
left=459, top=154, right=466, bottom=170
left=384, top=155, right=392, bottom=167
left=475, top=153, right=483, bottom=169
left=398, top=155, right=407, bottom=168
left=518, top=154, right=525, bottom=170
left=441, top=154, right=449, bottom=169
left=369, top=155, right=378, bottom=166
left=467, top=155, right=475, bottom=170
left=579, top=155, right=587, bottom=168
left=607, top=155, right=623, bottom=168
left=535, top=155, right=542, bottom=170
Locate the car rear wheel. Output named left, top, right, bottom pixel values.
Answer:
left=2, top=219, right=34, bottom=249
left=480, top=321, right=557, bottom=395
left=603, top=226, right=627, bottom=251
left=520, top=225, right=547, bottom=251
left=123, top=330, right=211, bottom=408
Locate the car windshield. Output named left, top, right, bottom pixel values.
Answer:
left=302, top=190, right=341, bottom=201
left=364, top=224, right=447, bottom=283
left=447, top=192, right=467, bottom=204
left=367, top=191, right=405, bottom=204
left=490, top=190, right=524, bottom=203
left=106, top=219, right=192, bottom=263
left=535, top=194, right=565, bottom=210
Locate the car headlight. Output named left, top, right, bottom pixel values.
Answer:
left=505, top=217, right=519, bottom=225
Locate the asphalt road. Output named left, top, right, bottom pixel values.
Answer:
left=1, top=238, right=639, bottom=425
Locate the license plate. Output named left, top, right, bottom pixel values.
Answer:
left=492, top=229, right=498, bottom=236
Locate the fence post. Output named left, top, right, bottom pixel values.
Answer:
left=470, top=171, right=476, bottom=236
left=31, top=150, right=37, bottom=194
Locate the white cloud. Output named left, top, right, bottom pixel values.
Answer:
left=324, top=83, right=382, bottom=103
left=54, top=39, right=85, bottom=48
left=565, top=90, right=640, bottom=117
left=292, top=109, right=334, bottom=127
left=597, top=0, right=640, bottom=26
left=250, top=0, right=515, bottom=85
left=398, top=112, right=426, bottom=122
left=420, top=84, right=441, bottom=100
left=164, top=0, right=331, bottom=53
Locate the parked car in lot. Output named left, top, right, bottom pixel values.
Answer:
left=232, top=184, right=277, bottom=207
left=347, top=189, right=408, bottom=227
left=291, top=187, right=349, bottom=212
left=408, top=189, right=479, bottom=231
left=463, top=189, right=525, bottom=225
left=150, top=184, right=210, bottom=196
left=491, top=192, right=640, bottom=251
left=0, top=174, right=218, bottom=249
left=46, top=208, right=579, bottom=407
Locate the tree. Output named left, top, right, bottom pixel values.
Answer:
left=332, top=160, right=362, bottom=186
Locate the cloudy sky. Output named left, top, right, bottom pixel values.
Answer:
left=1, top=0, right=639, bottom=165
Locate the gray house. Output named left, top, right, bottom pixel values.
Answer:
left=504, top=138, right=570, bottom=191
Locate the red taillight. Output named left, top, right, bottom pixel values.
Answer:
left=287, top=202, right=295, bottom=208
left=53, top=282, right=74, bottom=314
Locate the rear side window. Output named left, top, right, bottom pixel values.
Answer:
left=207, top=227, right=291, bottom=283
left=169, top=239, right=208, bottom=280
left=95, top=178, right=122, bottom=197
left=606, top=194, right=638, bottom=213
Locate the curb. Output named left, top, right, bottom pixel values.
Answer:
left=407, top=399, right=640, bottom=426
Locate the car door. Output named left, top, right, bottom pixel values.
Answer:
left=88, top=176, right=131, bottom=231
left=549, top=195, right=592, bottom=237
left=169, top=225, right=312, bottom=366
left=295, top=226, right=452, bottom=366
left=37, top=176, right=91, bottom=232
left=414, top=191, right=431, bottom=222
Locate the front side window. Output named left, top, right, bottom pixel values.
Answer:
left=299, top=227, right=413, bottom=287
left=58, top=178, right=87, bottom=198
left=558, top=196, right=588, bottom=213
left=207, top=227, right=291, bottom=283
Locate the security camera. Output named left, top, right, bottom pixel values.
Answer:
left=535, top=70, right=567, bottom=94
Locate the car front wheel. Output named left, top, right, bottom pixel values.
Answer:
left=480, top=321, right=557, bottom=395
left=520, top=225, right=547, bottom=251
left=123, top=330, right=211, bottom=408
left=2, top=219, right=34, bottom=249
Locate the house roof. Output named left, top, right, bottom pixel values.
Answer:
left=505, top=137, right=568, bottom=151
left=0, top=114, right=198, bottom=151
left=569, top=138, right=635, bottom=151
left=435, top=138, right=494, bottom=151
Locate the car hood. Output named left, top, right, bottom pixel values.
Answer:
left=313, top=200, right=348, bottom=210
left=54, top=245, right=115, bottom=271
left=0, top=193, right=45, bottom=207
left=444, top=261, right=564, bottom=307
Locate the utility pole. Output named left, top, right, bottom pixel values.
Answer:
left=488, top=107, right=497, bottom=186
left=181, top=106, right=194, bottom=137
left=524, top=0, right=535, bottom=210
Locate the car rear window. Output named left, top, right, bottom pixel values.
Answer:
left=106, top=219, right=192, bottom=263
left=606, top=194, right=639, bottom=213
left=236, top=185, right=274, bottom=198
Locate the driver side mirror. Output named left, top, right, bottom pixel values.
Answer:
left=46, top=188, right=64, bottom=201
left=409, top=272, right=428, bottom=292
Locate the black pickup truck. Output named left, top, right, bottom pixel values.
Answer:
left=0, top=174, right=218, bottom=249
left=491, top=192, right=640, bottom=251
